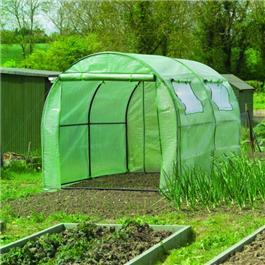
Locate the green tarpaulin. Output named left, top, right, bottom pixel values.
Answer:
left=42, top=52, right=240, bottom=191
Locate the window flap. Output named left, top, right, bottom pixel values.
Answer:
left=172, top=81, right=203, bottom=114
left=206, top=83, right=232, bottom=111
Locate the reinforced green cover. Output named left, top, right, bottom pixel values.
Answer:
left=42, top=52, right=240, bottom=190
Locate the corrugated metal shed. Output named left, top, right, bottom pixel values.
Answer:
left=222, top=74, right=255, bottom=124
left=1, top=68, right=60, bottom=154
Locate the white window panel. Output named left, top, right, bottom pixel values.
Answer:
left=172, top=82, right=203, bottom=114
left=206, top=83, right=232, bottom=110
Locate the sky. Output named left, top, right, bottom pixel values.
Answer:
left=2, top=10, right=57, bottom=35
left=36, top=14, right=57, bottom=35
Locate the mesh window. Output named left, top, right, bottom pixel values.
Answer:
left=206, top=83, right=232, bottom=110
left=172, top=81, right=203, bottom=114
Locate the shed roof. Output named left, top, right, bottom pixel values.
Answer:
left=222, top=74, right=255, bottom=91
left=0, top=67, right=60, bottom=77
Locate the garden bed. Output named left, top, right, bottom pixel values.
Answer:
left=0, top=222, right=192, bottom=265
left=207, top=225, right=265, bottom=265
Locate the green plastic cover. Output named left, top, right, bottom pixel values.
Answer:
left=42, top=52, right=240, bottom=190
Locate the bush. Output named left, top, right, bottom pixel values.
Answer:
left=23, top=34, right=102, bottom=71
left=254, top=92, right=265, bottom=110
left=247, top=80, right=265, bottom=93
left=3, top=59, right=17, bottom=68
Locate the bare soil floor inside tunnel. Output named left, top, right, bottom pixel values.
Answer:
left=65, top=172, right=160, bottom=190
left=5, top=173, right=172, bottom=219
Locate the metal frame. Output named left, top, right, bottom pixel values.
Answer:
left=59, top=73, right=155, bottom=82
left=60, top=122, right=125, bottom=127
left=143, top=81, right=146, bottom=173
left=124, top=81, right=141, bottom=171
left=62, top=186, right=159, bottom=192
left=87, top=82, right=104, bottom=176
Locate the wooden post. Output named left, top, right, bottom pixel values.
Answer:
left=245, top=104, right=255, bottom=154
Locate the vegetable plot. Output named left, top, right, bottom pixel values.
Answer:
left=1, top=222, right=172, bottom=265
left=161, top=155, right=265, bottom=209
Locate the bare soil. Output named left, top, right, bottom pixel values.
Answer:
left=67, top=172, right=160, bottom=190
left=6, top=174, right=171, bottom=219
left=1, top=222, right=171, bottom=265
left=5, top=172, right=265, bottom=220
left=7, top=189, right=171, bottom=219
left=222, top=231, right=265, bottom=265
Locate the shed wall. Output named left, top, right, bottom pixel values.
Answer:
left=1, top=74, right=48, bottom=154
left=231, top=86, right=253, bottom=124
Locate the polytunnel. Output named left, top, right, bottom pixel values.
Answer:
left=41, top=52, right=240, bottom=191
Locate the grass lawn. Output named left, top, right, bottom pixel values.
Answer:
left=0, top=171, right=42, bottom=202
left=1, top=171, right=264, bottom=265
left=0, top=43, right=49, bottom=66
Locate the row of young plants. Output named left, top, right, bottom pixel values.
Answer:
left=161, top=154, right=265, bottom=209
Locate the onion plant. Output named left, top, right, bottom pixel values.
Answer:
left=160, top=154, right=265, bottom=209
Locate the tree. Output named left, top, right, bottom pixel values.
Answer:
left=45, top=0, right=100, bottom=35
left=195, top=1, right=252, bottom=74
left=244, top=1, right=265, bottom=82
left=45, top=0, right=194, bottom=56
left=96, top=1, right=194, bottom=56
left=46, top=0, right=73, bottom=35
left=157, top=1, right=197, bottom=58
left=2, top=0, right=47, bottom=58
